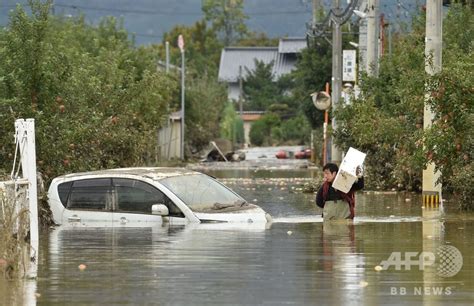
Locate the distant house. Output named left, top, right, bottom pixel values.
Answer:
left=218, top=37, right=307, bottom=101
left=217, top=37, right=306, bottom=145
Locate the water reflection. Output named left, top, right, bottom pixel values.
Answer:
left=1, top=169, right=473, bottom=305
left=0, top=278, right=37, bottom=306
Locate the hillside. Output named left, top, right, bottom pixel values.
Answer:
left=0, top=0, right=417, bottom=45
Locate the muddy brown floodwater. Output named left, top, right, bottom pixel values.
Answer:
left=1, top=168, right=472, bottom=305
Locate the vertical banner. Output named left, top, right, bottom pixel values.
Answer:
left=343, top=50, right=357, bottom=82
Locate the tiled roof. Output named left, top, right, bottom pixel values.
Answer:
left=278, top=37, right=307, bottom=53
left=218, top=47, right=279, bottom=82
left=218, top=38, right=306, bottom=83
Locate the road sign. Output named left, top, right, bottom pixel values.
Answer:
left=178, top=34, right=184, bottom=52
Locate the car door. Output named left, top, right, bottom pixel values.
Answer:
left=61, top=178, right=114, bottom=225
left=112, top=178, right=186, bottom=226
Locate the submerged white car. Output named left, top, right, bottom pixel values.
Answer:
left=48, top=167, right=271, bottom=227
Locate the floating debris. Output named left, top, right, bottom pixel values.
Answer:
left=287, top=231, right=293, bottom=235
left=78, top=264, right=87, bottom=271
left=374, top=265, right=383, bottom=272
left=359, top=281, right=369, bottom=288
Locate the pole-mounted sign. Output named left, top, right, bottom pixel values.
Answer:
left=178, top=34, right=184, bottom=52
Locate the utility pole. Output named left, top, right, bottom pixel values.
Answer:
left=330, top=0, right=342, bottom=164
left=388, top=24, right=392, bottom=56
left=238, top=65, right=243, bottom=116
left=379, top=13, right=385, bottom=57
left=366, top=0, right=379, bottom=75
left=178, top=35, right=185, bottom=160
left=358, top=0, right=368, bottom=76
left=165, top=41, right=170, bottom=73
left=312, top=0, right=321, bottom=163
left=423, top=0, right=443, bottom=206
left=312, top=0, right=321, bottom=24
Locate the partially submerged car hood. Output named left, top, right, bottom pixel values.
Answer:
left=193, top=205, right=271, bottom=223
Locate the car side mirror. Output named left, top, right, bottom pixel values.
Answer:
left=151, top=204, right=169, bottom=216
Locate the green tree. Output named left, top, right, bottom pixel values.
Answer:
left=220, top=102, right=245, bottom=146
left=237, top=31, right=279, bottom=46
left=243, top=60, right=280, bottom=111
left=202, top=0, right=248, bottom=46
left=424, top=4, right=474, bottom=209
left=0, top=1, right=176, bottom=182
left=290, top=37, right=332, bottom=129
left=185, top=75, right=228, bottom=153
left=276, top=115, right=311, bottom=145
left=334, top=13, right=427, bottom=190
left=249, top=113, right=280, bottom=146
left=290, top=24, right=358, bottom=129
left=158, top=20, right=223, bottom=78
left=333, top=4, right=473, bottom=207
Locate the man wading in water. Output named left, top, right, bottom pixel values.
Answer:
left=316, top=163, right=364, bottom=221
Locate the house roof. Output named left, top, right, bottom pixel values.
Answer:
left=278, top=37, right=307, bottom=53
left=218, top=38, right=306, bottom=83
left=218, top=47, right=278, bottom=82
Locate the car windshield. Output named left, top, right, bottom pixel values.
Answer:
left=159, top=174, right=244, bottom=212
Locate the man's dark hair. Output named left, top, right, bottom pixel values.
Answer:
left=323, top=163, right=339, bottom=173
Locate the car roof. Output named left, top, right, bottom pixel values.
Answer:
left=54, top=167, right=200, bottom=182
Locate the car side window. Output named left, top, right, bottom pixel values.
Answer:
left=57, top=181, right=73, bottom=207
left=67, top=179, right=113, bottom=211
left=113, top=178, right=184, bottom=217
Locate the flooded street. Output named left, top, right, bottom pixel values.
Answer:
left=1, top=167, right=473, bottom=305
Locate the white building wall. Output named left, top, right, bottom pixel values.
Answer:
left=228, top=83, right=240, bottom=101
left=243, top=121, right=252, bottom=145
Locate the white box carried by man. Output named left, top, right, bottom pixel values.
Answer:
left=332, top=147, right=366, bottom=193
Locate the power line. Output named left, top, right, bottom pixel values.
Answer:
left=54, top=3, right=312, bottom=17
left=54, top=3, right=201, bottom=16
left=133, top=33, right=163, bottom=39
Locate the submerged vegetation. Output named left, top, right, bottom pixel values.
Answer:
left=0, top=186, right=30, bottom=279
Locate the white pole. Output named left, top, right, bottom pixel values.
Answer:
left=312, top=0, right=321, bottom=24
left=331, top=0, right=342, bottom=164
left=366, top=0, right=379, bottom=75
left=180, top=49, right=185, bottom=160
left=178, top=35, right=185, bottom=160
left=165, top=41, right=170, bottom=73
left=358, top=0, right=368, bottom=77
left=16, top=119, right=39, bottom=278
left=422, top=0, right=443, bottom=205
